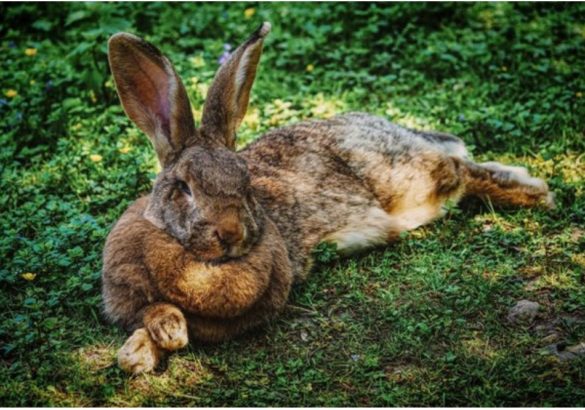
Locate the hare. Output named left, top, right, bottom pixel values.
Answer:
left=102, top=22, right=554, bottom=374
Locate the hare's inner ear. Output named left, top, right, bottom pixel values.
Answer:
left=201, top=22, right=271, bottom=150
left=108, top=33, right=198, bottom=167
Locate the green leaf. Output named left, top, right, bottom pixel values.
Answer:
left=66, top=10, right=88, bottom=26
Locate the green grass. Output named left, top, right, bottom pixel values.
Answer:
left=1, top=2, right=584, bottom=406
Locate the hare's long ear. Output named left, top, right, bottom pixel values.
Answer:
left=201, top=22, right=271, bottom=150
left=108, top=33, right=198, bottom=167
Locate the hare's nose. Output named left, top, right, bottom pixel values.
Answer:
left=216, top=221, right=244, bottom=246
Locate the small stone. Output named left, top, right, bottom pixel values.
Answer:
left=570, top=228, right=584, bottom=242
left=565, top=342, right=585, bottom=357
left=507, top=300, right=540, bottom=324
left=545, top=342, right=585, bottom=361
left=534, top=322, right=557, bottom=337
left=541, top=332, right=561, bottom=344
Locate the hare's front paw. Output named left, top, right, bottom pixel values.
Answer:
left=145, top=305, right=189, bottom=351
left=118, top=328, right=161, bottom=374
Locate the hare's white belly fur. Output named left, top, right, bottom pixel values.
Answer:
left=325, top=200, right=454, bottom=254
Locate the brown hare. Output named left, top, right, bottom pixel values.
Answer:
left=102, top=22, right=554, bottom=374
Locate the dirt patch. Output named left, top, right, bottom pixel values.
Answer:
left=76, top=343, right=117, bottom=372
left=121, top=356, right=212, bottom=405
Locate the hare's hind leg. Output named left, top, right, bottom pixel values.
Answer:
left=325, top=154, right=468, bottom=254
left=463, top=161, right=554, bottom=208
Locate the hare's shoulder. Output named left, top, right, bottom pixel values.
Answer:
left=116, top=196, right=150, bottom=223
left=106, top=196, right=153, bottom=244
left=240, top=112, right=382, bottom=157
left=103, top=195, right=166, bottom=271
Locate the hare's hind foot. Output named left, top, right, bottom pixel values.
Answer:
left=118, top=328, right=162, bottom=374
left=465, top=161, right=554, bottom=209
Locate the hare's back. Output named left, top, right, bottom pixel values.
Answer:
left=326, top=112, right=468, bottom=159
left=246, top=112, right=468, bottom=162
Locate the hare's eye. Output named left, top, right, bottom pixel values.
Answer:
left=176, top=180, right=191, bottom=196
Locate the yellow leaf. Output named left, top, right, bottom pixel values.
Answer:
left=21, top=272, right=37, bottom=281
left=4, top=89, right=18, bottom=98
left=190, top=55, right=205, bottom=68
left=197, top=83, right=209, bottom=99
left=244, top=7, right=256, bottom=19
left=306, top=64, right=314, bottom=73
left=192, top=107, right=203, bottom=122
left=24, top=48, right=37, bottom=57
left=243, top=108, right=260, bottom=130
left=90, top=154, right=103, bottom=162
left=118, top=147, right=131, bottom=154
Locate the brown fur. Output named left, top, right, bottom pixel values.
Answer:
left=463, top=161, right=554, bottom=208
left=117, top=328, right=162, bottom=374
left=143, top=303, right=188, bottom=351
left=103, top=24, right=554, bottom=373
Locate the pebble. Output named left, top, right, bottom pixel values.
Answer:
left=545, top=342, right=585, bottom=361
left=507, top=300, right=540, bottom=324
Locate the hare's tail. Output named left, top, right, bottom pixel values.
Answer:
left=462, top=160, right=554, bottom=209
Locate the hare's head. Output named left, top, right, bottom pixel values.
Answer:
left=108, top=23, right=271, bottom=261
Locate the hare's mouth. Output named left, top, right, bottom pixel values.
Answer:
left=225, top=242, right=253, bottom=259
left=186, top=236, right=254, bottom=262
